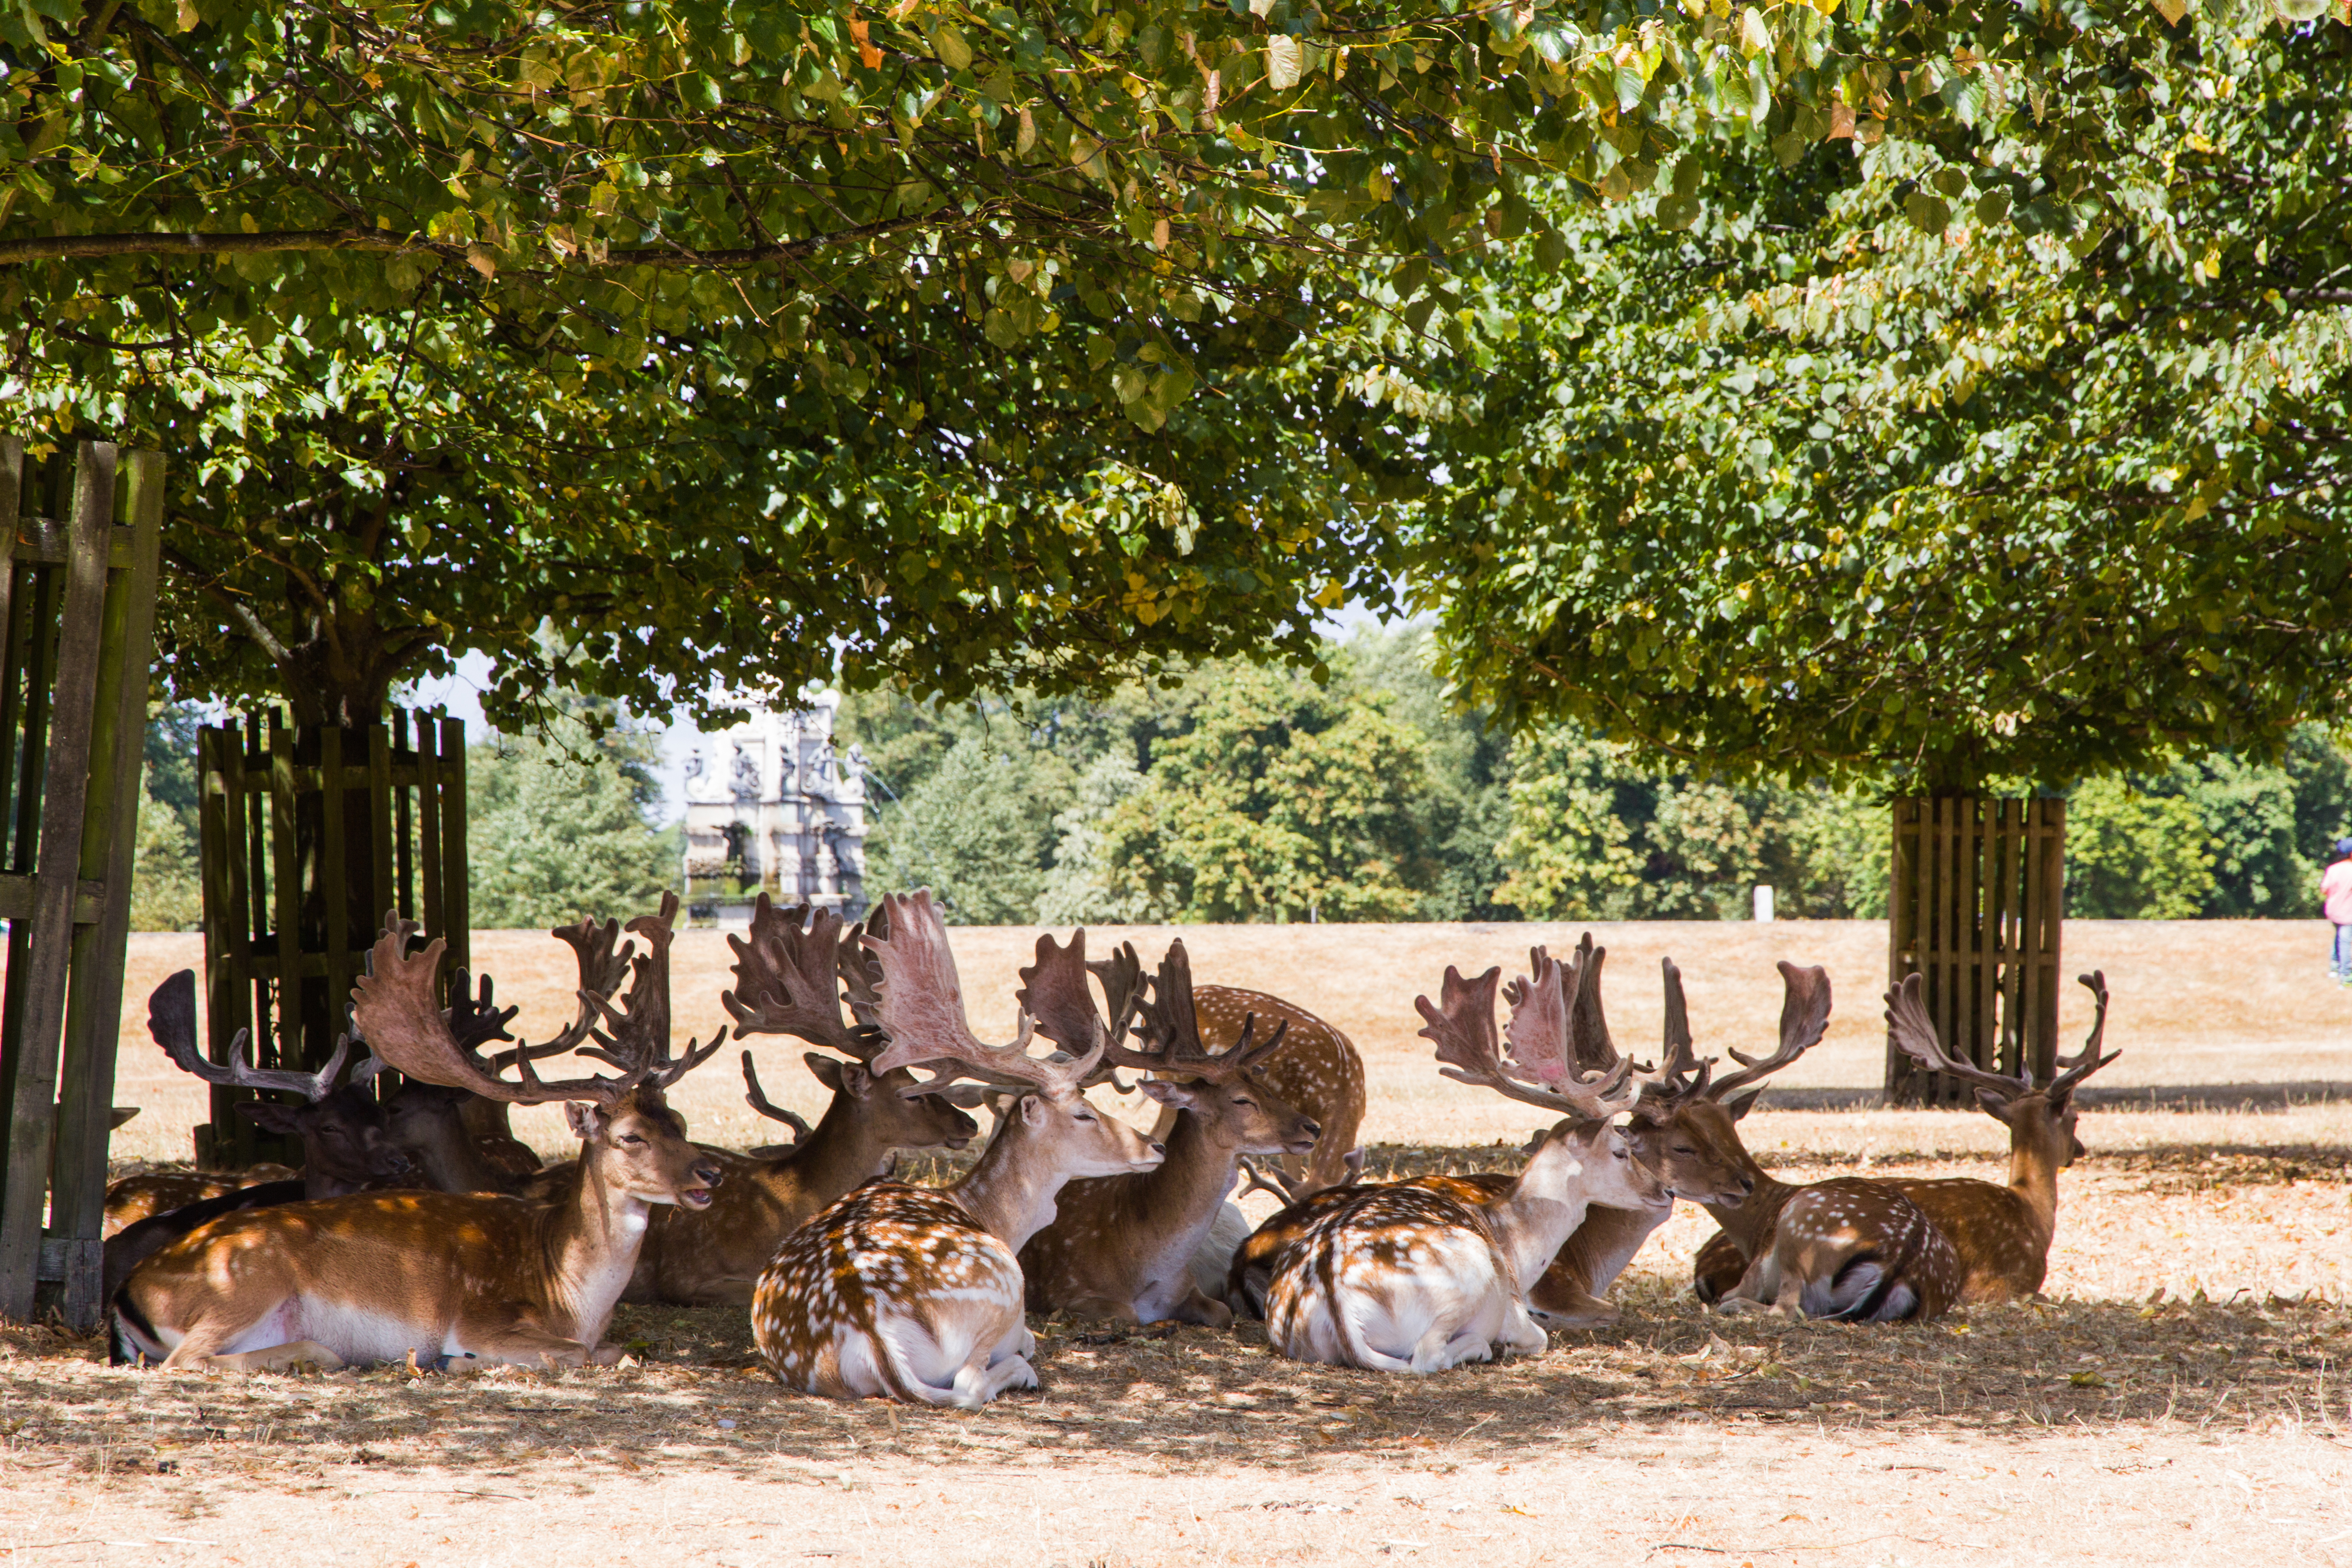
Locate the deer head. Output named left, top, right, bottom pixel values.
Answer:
left=867, top=891, right=1162, bottom=1247
left=146, top=969, right=411, bottom=1196
left=1885, top=970, right=2117, bottom=1169
left=1624, top=955, right=1833, bottom=1208
left=350, top=906, right=723, bottom=1213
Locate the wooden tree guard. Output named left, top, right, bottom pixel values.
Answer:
left=195, top=709, right=468, bottom=1166
left=0, top=439, right=166, bottom=1326
left=1885, top=796, right=2066, bottom=1107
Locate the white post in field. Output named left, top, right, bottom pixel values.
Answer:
left=1753, top=885, right=1775, bottom=922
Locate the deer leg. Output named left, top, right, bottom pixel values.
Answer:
left=203, top=1340, right=347, bottom=1375
left=1528, top=1289, right=1619, bottom=1329
left=1497, top=1301, right=1548, bottom=1358
left=1054, top=1294, right=1143, bottom=1327
left=1714, top=1251, right=1781, bottom=1315
left=453, top=1324, right=597, bottom=1369
left=1166, top=1284, right=1235, bottom=1330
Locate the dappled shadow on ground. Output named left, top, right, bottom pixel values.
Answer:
left=5, top=1282, right=2346, bottom=1493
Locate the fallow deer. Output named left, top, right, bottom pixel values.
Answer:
left=113, top=900, right=726, bottom=1372
left=1180, top=987, right=1364, bottom=1195
left=606, top=894, right=983, bottom=1306
left=1223, top=940, right=1750, bottom=1326
left=1690, top=969, right=2117, bottom=1310
left=1870, top=970, right=2119, bottom=1301
left=751, top=890, right=1164, bottom=1409
left=1713, top=1176, right=1965, bottom=1321
left=1018, top=934, right=1319, bottom=1327
left=1254, top=960, right=1654, bottom=1372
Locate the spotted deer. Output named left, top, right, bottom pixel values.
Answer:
left=608, top=894, right=982, bottom=1306
left=1255, top=958, right=1654, bottom=1372
left=1224, top=939, right=1749, bottom=1325
left=1690, top=969, right=2117, bottom=1309
left=1166, top=986, right=1363, bottom=1196
left=1714, top=1176, right=1964, bottom=1321
left=113, top=901, right=726, bottom=1372
left=1868, top=970, right=2119, bottom=1301
left=1018, top=934, right=1318, bottom=1327
left=751, top=890, right=1164, bottom=1409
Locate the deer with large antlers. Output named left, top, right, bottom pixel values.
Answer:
left=1018, top=934, right=1319, bottom=1327
left=1690, top=969, right=2116, bottom=1313
left=1252, top=957, right=1656, bottom=1372
left=1147, top=986, right=1363, bottom=1198
left=751, top=890, right=1164, bottom=1409
left=598, top=894, right=982, bottom=1307
left=113, top=896, right=726, bottom=1372
left=1225, top=939, right=1750, bottom=1326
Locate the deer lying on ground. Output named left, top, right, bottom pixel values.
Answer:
left=102, top=970, right=412, bottom=1242
left=1149, top=985, right=1362, bottom=1197
left=1712, top=1176, right=1964, bottom=1320
left=1224, top=939, right=1751, bottom=1325
left=599, top=894, right=981, bottom=1306
left=752, top=890, right=1164, bottom=1409
left=103, top=1164, right=299, bottom=1236
left=113, top=899, right=726, bottom=1372
left=1690, top=969, right=2117, bottom=1312
left=1254, top=958, right=1657, bottom=1372
left=1018, top=934, right=1318, bottom=1327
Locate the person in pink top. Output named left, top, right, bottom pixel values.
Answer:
left=2323, top=838, right=2352, bottom=984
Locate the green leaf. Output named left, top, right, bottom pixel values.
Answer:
left=1903, top=192, right=1952, bottom=234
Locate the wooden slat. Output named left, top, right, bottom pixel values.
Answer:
left=394, top=710, right=415, bottom=922
left=1955, top=797, right=1978, bottom=1077
left=48, top=450, right=166, bottom=1312
left=0, top=439, right=20, bottom=850
left=441, top=715, right=469, bottom=975
left=199, top=725, right=248, bottom=1149
left=1884, top=800, right=1915, bottom=1103
left=320, top=724, right=350, bottom=1046
left=0, top=442, right=116, bottom=1321
left=2018, top=799, right=2047, bottom=1087
left=270, top=715, right=301, bottom=1073
left=2035, top=797, right=2067, bottom=1080
left=417, top=715, right=443, bottom=942
left=368, top=722, right=395, bottom=937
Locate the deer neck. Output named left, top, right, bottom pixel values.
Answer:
left=2005, top=1127, right=2065, bottom=1244
left=1490, top=1134, right=1602, bottom=1291
left=1698, top=1146, right=1794, bottom=1259
left=538, top=1145, right=657, bottom=1345
left=409, top=1130, right=504, bottom=1196
left=1126, top=1112, right=1241, bottom=1270
left=949, top=1117, right=1073, bottom=1254
left=760, top=1090, right=893, bottom=1198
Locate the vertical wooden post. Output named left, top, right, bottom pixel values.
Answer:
left=1885, top=792, right=2064, bottom=1107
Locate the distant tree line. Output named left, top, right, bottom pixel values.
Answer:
left=127, top=630, right=2352, bottom=930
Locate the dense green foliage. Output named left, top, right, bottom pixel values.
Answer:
left=465, top=712, right=679, bottom=928
left=1401, top=11, right=2352, bottom=789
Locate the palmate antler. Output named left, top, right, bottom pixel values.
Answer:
left=1886, top=970, right=2118, bottom=1101
left=865, top=889, right=1092, bottom=1096
left=1416, top=963, right=1637, bottom=1123
left=148, top=969, right=358, bottom=1102
left=575, top=892, right=728, bottom=1091
left=350, top=929, right=647, bottom=1107
left=1016, top=929, right=1146, bottom=1060
left=723, top=894, right=884, bottom=1061
left=1102, top=939, right=1287, bottom=1085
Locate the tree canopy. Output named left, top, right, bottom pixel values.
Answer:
left=1396, top=9, right=2352, bottom=788
left=8, top=0, right=2292, bottom=722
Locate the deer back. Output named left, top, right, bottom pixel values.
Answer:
left=1192, top=986, right=1364, bottom=1191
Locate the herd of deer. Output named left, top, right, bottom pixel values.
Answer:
left=98, top=888, right=2118, bottom=1408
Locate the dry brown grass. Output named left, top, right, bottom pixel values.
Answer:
left=27, top=921, right=2348, bottom=1565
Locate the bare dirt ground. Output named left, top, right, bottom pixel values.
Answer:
left=10, top=921, right=2347, bottom=1565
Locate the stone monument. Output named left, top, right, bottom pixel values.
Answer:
left=681, top=692, right=867, bottom=925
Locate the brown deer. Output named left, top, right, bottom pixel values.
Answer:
left=1180, top=986, right=1364, bottom=1195
left=1868, top=970, right=2119, bottom=1300
left=1224, top=940, right=1751, bottom=1325
left=751, top=890, right=1164, bottom=1409
left=1018, top=934, right=1319, bottom=1327
left=113, top=902, right=726, bottom=1372
left=103, top=970, right=412, bottom=1239
left=1713, top=1176, right=1964, bottom=1321
left=1254, top=959, right=1653, bottom=1372
left=1690, top=969, right=2117, bottom=1309
left=606, top=894, right=983, bottom=1306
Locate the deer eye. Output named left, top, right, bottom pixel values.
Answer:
left=1234, top=1097, right=1257, bottom=1109
left=1073, top=1111, right=1097, bottom=1123
left=618, top=1133, right=646, bottom=1147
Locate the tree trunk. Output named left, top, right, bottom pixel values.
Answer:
left=1883, top=796, right=2065, bottom=1107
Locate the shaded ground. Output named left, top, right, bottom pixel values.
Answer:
left=9, top=1137, right=2351, bottom=1565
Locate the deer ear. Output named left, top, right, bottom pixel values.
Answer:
left=1017, top=1092, right=1050, bottom=1127
left=804, top=1052, right=848, bottom=1095
left=1973, top=1088, right=2016, bottom=1125
left=1724, top=1088, right=1765, bottom=1123
left=236, top=1101, right=306, bottom=1134
left=1136, top=1079, right=1201, bottom=1111
left=564, top=1100, right=608, bottom=1141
